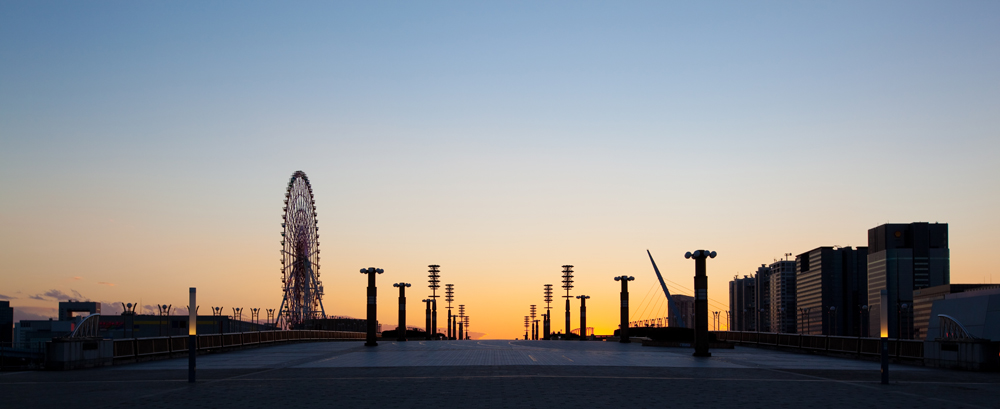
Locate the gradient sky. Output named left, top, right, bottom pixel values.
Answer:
left=2, top=1, right=998, bottom=339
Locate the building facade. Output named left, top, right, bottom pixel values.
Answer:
left=755, top=265, right=772, bottom=332
left=796, top=246, right=868, bottom=336
left=768, top=260, right=797, bottom=333
left=912, top=284, right=999, bottom=340
left=729, top=275, right=756, bottom=331
left=867, top=223, right=949, bottom=339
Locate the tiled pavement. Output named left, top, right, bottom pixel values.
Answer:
left=2, top=340, right=998, bottom=408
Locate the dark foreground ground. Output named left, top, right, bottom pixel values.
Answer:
left=2, top=340, right=997, bottom=408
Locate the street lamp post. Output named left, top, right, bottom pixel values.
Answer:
left=250, top=308, right=260, bottom=332
left=266, top=309, right=275, bottom=330
left=577, top=295, right=590, bottom=340
left=614, top=275, right=635, bottom=343
left=360, top=267, right=384, bottom=347
left=562, top=265, right=574, bottom=338
left=188, top=288, right=196, bottom=383
left=423, top=299, right=432, bottom=340
left=685, top=249, right=717, bottom=357
left=393, top=283, right=411, bottom=342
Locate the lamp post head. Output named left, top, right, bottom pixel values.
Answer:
left=360, top=267, right=383, bottom=274
left=686, top=250, right=717, bottom=259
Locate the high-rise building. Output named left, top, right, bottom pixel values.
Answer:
left=768, top=260, right=797, bottom=333
left=672, top=294, right=695, bottom=329
left=867, top=223, right=949, bottom=339
left=796, top=246, right=868, bottom=336
left=0, top=301, right=13, bottom=345
left=754, top=265, right=772, bottom=332
left=729, top=275, right=756, bottom=331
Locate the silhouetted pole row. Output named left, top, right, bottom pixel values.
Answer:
left=685, top=250, right=715, bottom=357
left=361, top=267, right=384, bottom=347
left=562, top=265, right=574, bottom=336
left=577, top=295, right=590, bottom=340
left=393, top=282, right=410, bottom=342
left=614, top=275, right=635, bottom=343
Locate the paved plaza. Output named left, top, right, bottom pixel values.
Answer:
left=2, top=340, right=998, bottom=408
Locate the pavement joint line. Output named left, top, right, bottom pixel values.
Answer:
left=760, top=367, right=994, bottom=409
left=7, top=375, right=995, bottom=385
left=126, top=344, right=369, bottom=403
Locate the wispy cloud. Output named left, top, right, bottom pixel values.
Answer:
left=42, top=289, right=71, bottom=300
left=72, top=276, right=83, bottom=281
left=29, top=294, right=46, bottom=301
left=0, top=293, right=14, bottom=300
left=97, top=282, right=115, bottom=286
left=71, top=289, right=86, bottom=300
left=14, top=306, right=57, bottom=321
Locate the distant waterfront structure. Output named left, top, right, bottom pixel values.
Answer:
left=796, top=246, right=868, bottom=336
left=867, top=223, right=949, bottom=339
left=278, top=171, right=326, bottom=328
left=672, top=295, right=695, bottom=329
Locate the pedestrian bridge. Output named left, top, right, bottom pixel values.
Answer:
left=3, top=340, right=998, bottom=409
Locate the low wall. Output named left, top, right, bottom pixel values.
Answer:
left=924, top=340, right=1000, bottom=371
left=111, top=330, right=364, bottom=365
left=712, top=331, right=924, bottom=362
left=46, top=338, right=114, bottom=370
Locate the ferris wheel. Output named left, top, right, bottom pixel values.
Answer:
left=277, top=171, right=326, bottom=328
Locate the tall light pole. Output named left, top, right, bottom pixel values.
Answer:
left=445, top=283, right=455, bottom=339
left=458, top=305, right=465, bottom=340
left=393, top=283, right=411, bottom=342
left=266, top=309, right=275, bottom=330
left=428, top=265, right=440, bottom=339
left=562, top=265, right=574, bottom=337
left=529, top=305, right=537, bottom=340
left=463, top=315, right=469, bottom=340
left=360, top=267, right=384, bottom=347
left=614, top=275, right=634, bottom=343
left=576, top=295, right=590, bottom=340
left=685, top=249, right=717, bottom=357
left=524, top=315, right=530, bottom=340
left=543, top=284, right=553, bottom=339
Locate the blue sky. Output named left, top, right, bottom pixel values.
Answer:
left=2, top=1, right=998, bottom=337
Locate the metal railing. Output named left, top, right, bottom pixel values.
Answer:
left=712, top=331, right=924, bottom=359
left=112, top=330, right=364, bottom=361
